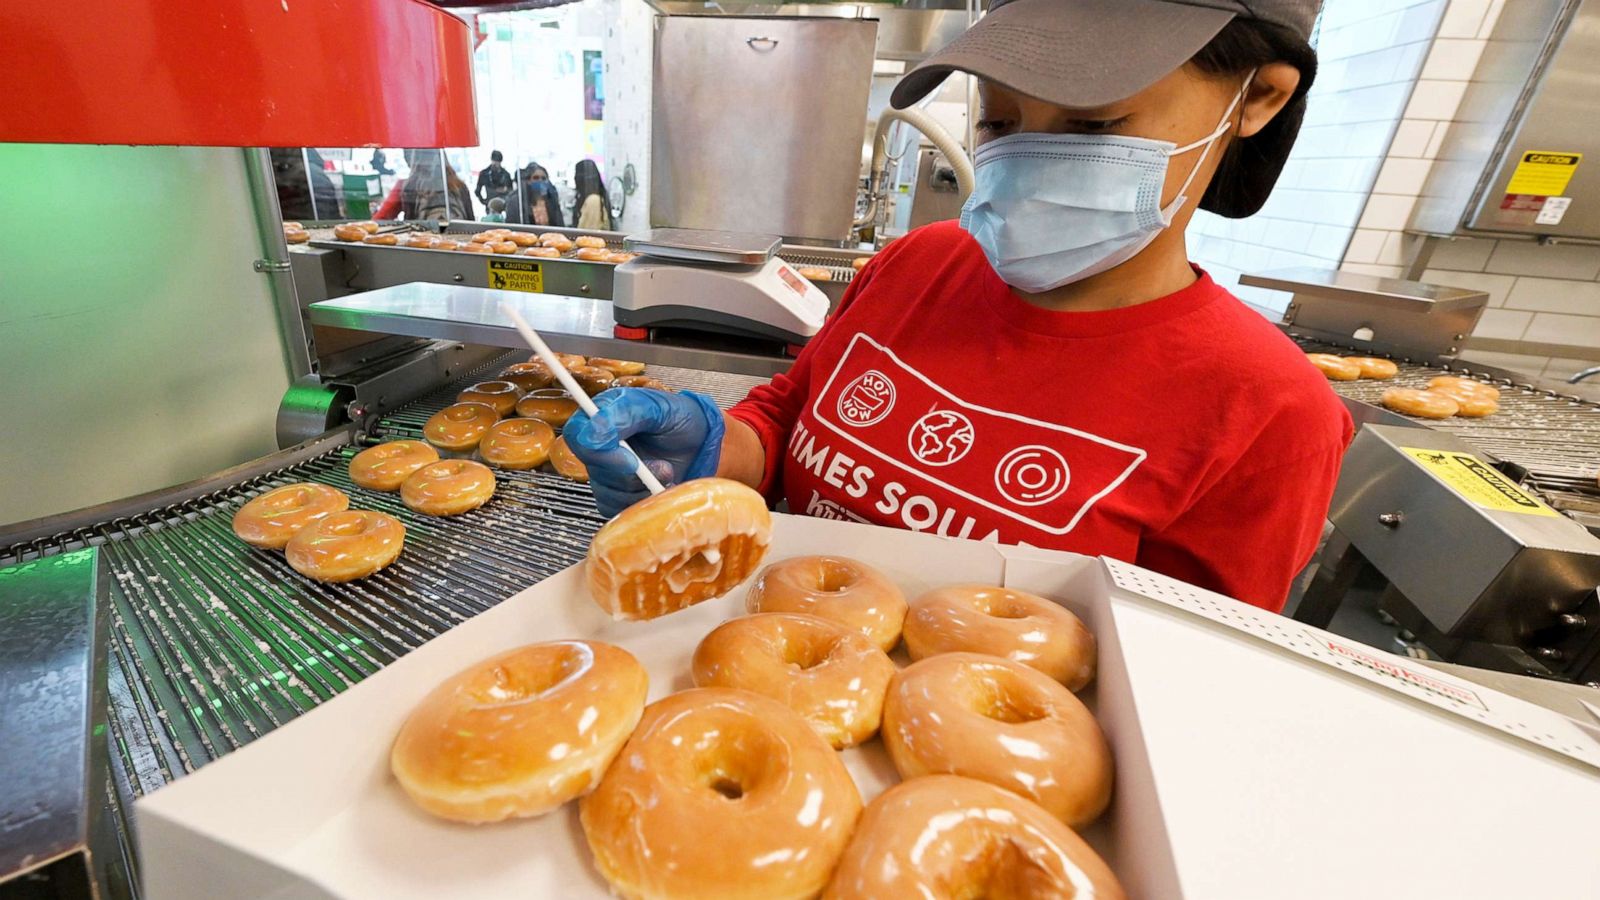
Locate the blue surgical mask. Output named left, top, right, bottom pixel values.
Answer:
left=960, top=78, right=1251, bottom=293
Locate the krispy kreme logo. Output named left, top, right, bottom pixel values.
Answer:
left=1322, top=637, right=1486, bottom=709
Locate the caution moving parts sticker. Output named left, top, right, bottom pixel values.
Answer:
left=1499, top=150, right=1582, bottom=227
left=1400, top=448, right=1559, bottom=518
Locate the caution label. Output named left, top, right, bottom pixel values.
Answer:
left=1506, top=150, right=1582, bottom=196
left=488, top=258, right=543, bottom=293
left=1401, top=448, right=1559, bottom=517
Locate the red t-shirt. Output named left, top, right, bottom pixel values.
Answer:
left=728, top=221, right=1353, bottom=611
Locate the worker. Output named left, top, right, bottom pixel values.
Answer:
left=573, top=159, right=613, bottom=230
left=565, top=0, right=1351, bottom=613
left=475, top=150, right=514, bottom=209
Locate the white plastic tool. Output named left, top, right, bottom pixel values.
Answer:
left=500, top=302, right=666, bottom=496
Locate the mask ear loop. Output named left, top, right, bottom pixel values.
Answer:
left=1160, top=68, right=1259, bottom=225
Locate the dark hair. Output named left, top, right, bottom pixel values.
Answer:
left=490, top=150, right=503, bottom=163
left=573, top=159, right=612, bottom=226
left=1188, top=19, right=1318, bottom=218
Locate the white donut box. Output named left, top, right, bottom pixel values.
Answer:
left=137, top=513, right=1600, bottom=898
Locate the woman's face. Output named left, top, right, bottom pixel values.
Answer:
left=975, top=61, right=1299, bottom=230
left=527, top=168, right=548, bottom=184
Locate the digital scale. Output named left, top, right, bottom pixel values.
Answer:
left=613, top=228, right=830, bottom=346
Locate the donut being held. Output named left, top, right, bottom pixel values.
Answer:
left=401, top=460, right=496, bottom=516
left=516, top=388, right=578, bottom=428
left=746, top=555, right=907, bottom=652
left=587, top=357, right=646, bottom=377
left=580, top=688, right=861, bottom=900
left=548, top=436, right=589, bottom=483
left=1382, top=387, right=1459, bottom=420
left=1307, top=353, right=1360, bottom=381
left=587, top=478, right=772, bottom=620
left=1346, top=356, right=1398, bottom=379
left=232, top=483, right=349, bottom=549
left=569, top=365, right=616, bottom=395
left=285, top=510, right=405, bottom=582
left=692, top=612, right=896, bottom=748
left=349, top=440, right=440, bottom=492
left=423, top=401, right=500, bottom=451
left=457, top=380, right=524, bottom=417
left=479, top=417, right=555, bottom=470
left=825, top=775, right=1126, bottom=900
left=883, top=653, right=1114, bottom=827
left=904, top=585, right=1097, bottom=690
left=392, top=641, right=647, bottom=823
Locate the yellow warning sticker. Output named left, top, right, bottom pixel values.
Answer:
left=1401, top=448, right=1559, bottom=517
left=1506, top=150, right=1582, bottom=196
left=488, top=258, right=543, bottom=293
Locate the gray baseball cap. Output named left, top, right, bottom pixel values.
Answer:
left=891, top=0, right=1321, bottom=109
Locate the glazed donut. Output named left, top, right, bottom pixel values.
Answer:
left=459, top=241, right=492, bottom=254
left=587, top=478, right=773, bottom=620
left=746, top=555, right=908, bottom=652
left=692, top=612, right=895, bottom=749
left=285, top=229, right=310, bottom=244
left=479, top=417, right=556, bottom=470
left=1346, top=356, right=1398, bottom=379
left=586, top=357, right=646, bottom=377
left=404, top=234, right=437, bottom=249
left=1382, top=387, right=1459, bottom=420
left=614, top=375, right=670, bottom=391
left=332, top=223, right=367, bottom=242
left=548, top=436, right=589, bottom=483
left=515, top=388, right=578, bottom=427
left=850, top=256, right=869, bottom=272
left=1307, top=353, right=1360, bottom=381
left=401, top=459, right=496, bottom=517
left=232, top=482, right=349, bottom=549
left=904, top=585, right=1097, bottom=691
left=1428, top=374, right=1501, bottom=400
left=573, top=246, right=610, bottom=262
left=392, top=641, right=648, bottom=823
left=500, top=361, right=554, bottom=393
left=468, top=231, right=497, bottom=243
left=542, top=236, right=576, bottom=253
left=604, top=251, right=636, bottom=264
left=284, top=510, right=405, bottom=582
left=568, top=365, right=615, bottom=395
left=484, top=228, right=513, bottom=238
left=550, top=352, right=587, bottom=370
left=422, top=401, right=500, bottom=452
left=537, top=232, right=568, bottom=244
left=348, top=440, right=440, bottom=492
left=456, top=380, right=524, bottom=417
left=355, top=221, right=380, bottom=234
left=1429, top=385, right=1499, bottom=418
left=797, top=266, right=833, bottom=282
left=883, top=653, right=1113, bottom=827
left=434, top=239, right=462, bottom=251
left=523, top=246, right=561, bottom=259
left=490, top=240, right=518, bottom=254
left=363, top=234, right=398, bottom=246
left=575, top=235, right=608, bottom=250
left=283, top=221, right=305, bottom=232
left=825, top=775, right=1126, bottom=900
left=507, top=231, right=541, bottom=247
left=580, top=688, right=861, bottom=900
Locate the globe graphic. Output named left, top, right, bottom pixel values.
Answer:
left=909, top=410, right=975, bottom=466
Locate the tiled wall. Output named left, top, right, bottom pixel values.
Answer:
left=1189, top=0, right=1449, bottom=314
left=601, top=0, right=654, bottom=232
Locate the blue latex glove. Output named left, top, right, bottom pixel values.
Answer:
left=563, top=388, right=725, bottom=517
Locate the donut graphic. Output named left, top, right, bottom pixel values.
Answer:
left=836, top=369, right=896, bottom=427
left=994, top=445, right=1071, bottom=507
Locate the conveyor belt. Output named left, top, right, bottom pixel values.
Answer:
left=0, top=356, right=769, bottom=813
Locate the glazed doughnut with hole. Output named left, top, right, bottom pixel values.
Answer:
left=746, top=555, right=908, bottom=652
left=824, top=775, right=1126, bottom=900
left=586, top=357, right=646, bottom=377
left=490, top=240, right=518, bottom=254
left=614, top=375, right=669, bottom=391
left=516, top=388, right=579, bottom=428
left=363, top=234, right=398, bottom=246
left=1382, top=387, right=1459, bottom=420
left=604, top=251, right=636, bottom=264
left=284, top=228, right=310, bottom=244
left=547, top=436, right=589, bottom=483
left=391, top=640, right=647, bottom=823
left=232, top=482, right=349, bottom=549
left=537, top=232, right=568, bottom=244
left=284, top=510, right=405, bottom=582
left=500, top=361, right=554, bottom=393
left=401, top=459, right=496, bottom=516
left=1428, top=374, right=1501, bottom=400
left=904, top=585, right=1097, bottom=691
left=348, top=440, right=440, bottom=492
left=423, top=401, right=500, bottom=451
left=1307, top=353, right=1360, bottom=381
left=468, top=231, right=497, bottom=243
left=541, top=235, right=575, bottom=253
left=546, top=352, right=587, bottom=370
left=568, top=365, right=615, bottom=395
left=404, top=234, right=437, bottom=249
left=580, top=688, right=861, bottom=900
left=332, top=223, right=367, bottom=242
left=523, top=246, right=561, bottom=259
left=692, top=612, right=896, bottom=749
left=459, top=241, right=492, bottom=254
left=434, top=239, right=461, bottom=251
left=457, top=380, right=524, bottom=417
left=507, top=231, right=541, bottom=247
left=1345, top=356, right=1398, bottom=379
left=797, top=266, right=833, bottom=282
left=575, top=235, right=608, bottom=249
left=574, top=246, right=610, bottom=262
left=479, top=417, right=556, bottom=470
left=587, top=478, right=773, bottom=620
left=883, top=652, right=1114, bottom=827
left=1429, top=385, right=1499, bottom=418
left=355, top=220, right=380, bottom=234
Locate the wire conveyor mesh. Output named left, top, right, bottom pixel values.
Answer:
left=0, top=352, right=771, bottom=810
